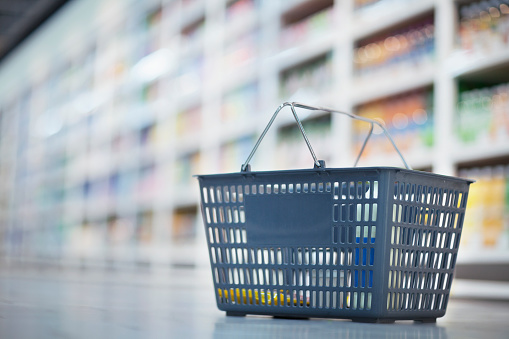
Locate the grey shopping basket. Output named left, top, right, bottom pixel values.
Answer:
left=196, top=102, right=473, bottom=323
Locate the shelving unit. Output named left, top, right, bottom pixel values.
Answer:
left=0, top=0, right=508, bottom=288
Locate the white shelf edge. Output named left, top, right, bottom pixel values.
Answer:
left=354, top=148, right=434, bottom=170
left=451, top=140, right=509, bottom=164
left=351, top=62, right=435, bottom=106
left=353, top=0, right=435, bottom=41
left=279, top=0, right=316, bottom=15
left=218, top=118, right=259, bottom=144
left=172, top=187, right=199, bottom=209
left=448, top=49, right=509, bottom=78
left=174, top=133, right=202, bottom=156
left=451, top=279, right=509, bottom=300
left=221, top=63, right=259, bottom=92
left=273, top=33, right=335, bottom=72
left=457, top=249, right=509, bottom=264
left=223, top=11, right=259, bottom=44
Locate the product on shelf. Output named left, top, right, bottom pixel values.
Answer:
left=112, top=133, right=136, bottom=152
left=145, top=6, right=162, bottom=28
left=458, top=0, right=509, bottom=53
left=459, top=165, right=509, bottom=250
left=220, top=136, right=255, bottom=173
left=279, top=52, right=333, bottom=99
left=107, top=215, right=135, bottom=246
left=353, top=17, right=435, bottom=77
left=175, top=152, right=201, bottom=185
left=176, top=106, right=201, bottom=136
left=181, top=17, right=205, bottom=49
left=116, top=170, right=137, bottom=197
left=141, top=80, right=159, bottom=102
left=139, top=124, right=157, bottom=147
left=353, top=88, right=434, bottom=157
left=226, top=0, right=258, bottom=21
left=221, top=82, right=258, bottom=122
left=456, top=82, right=509, bottom=144
left=354, top=0, right=384, bottom=10
left=175, top=55, right=204, bottom=96
left=172, top=206, right=198, bottom=240
left=143, top=6, right=164, bottom=52
left=136, top=210, right=153, bottom=245
left=137, top=164, right=156, bottom=198
left=280, top=3, right=333, bottom=49
left=276, top=114, right=331, bottom=169
left=223, top=29, right=259, bottom=70
left=68, top=220, right=106, bottom=256
left=88, top=177, right=110, bottom=201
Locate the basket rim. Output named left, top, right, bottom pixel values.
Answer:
left=194, top=166, right=475, bottom=184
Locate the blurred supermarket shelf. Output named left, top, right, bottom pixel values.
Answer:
left=353, top=0, right=435, bottom=40
left=0, top=0, right=508, bottom=285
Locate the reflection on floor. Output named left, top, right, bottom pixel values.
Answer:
left=0, top=265, right=508, bottom=339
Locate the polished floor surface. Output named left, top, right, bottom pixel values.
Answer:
left=1, top=264, right=508, bottom=339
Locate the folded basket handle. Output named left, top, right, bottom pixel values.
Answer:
left=241, top=102, right=411, bottom=172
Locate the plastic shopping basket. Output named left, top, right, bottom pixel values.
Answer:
left=196, top=102, right=473, bottom=323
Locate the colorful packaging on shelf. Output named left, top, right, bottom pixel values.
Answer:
left=354, top=18, right=435, bottom=77
left=276, top=115, right=331, bottom=169
left=220, top=136, right=256, bottom=173
left=280, top=6, right=334, bottom=49
left=223, top=29, right=260, bottom=70
left=459, top=0, right=509, bottom=53
left=226, top=0, right=258, bottom=21
left=460, top=165, right=509, bottom=250
left=279, top=53, right=333, bottom=99
left=221, top=83, right=258, bottom=122
left=353, top=89, right=434, bottom=157
left=176, top=106, right=202, bottom=137
left=456, top=82, right=509, bottom=143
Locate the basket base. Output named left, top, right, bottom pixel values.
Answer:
left=226, top=312, right=310, bottom=320
left=225, top=312, right=437, bottom=324
left=414, top=318, right=437, bottom=324
left=351, top=318, right=436, bottom=324
left=273, top=315, right=310, bottom=320
left=226, top=311, right=247, bottom=317
left=352, top=318, right=396, bottom=324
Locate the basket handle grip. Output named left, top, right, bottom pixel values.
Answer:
left=240, top=102, right=411, bottom=172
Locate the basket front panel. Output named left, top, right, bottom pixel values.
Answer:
left=245, top=192, right=331, bottom=246
left=384, top=171, right=471, bottom=318
left=198, top=170, right=386, bottom=318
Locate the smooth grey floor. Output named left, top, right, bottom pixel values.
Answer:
left=1, top=264, right=509, bottom=339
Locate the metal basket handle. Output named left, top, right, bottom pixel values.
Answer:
left=240, top=101, right=411, bottom=172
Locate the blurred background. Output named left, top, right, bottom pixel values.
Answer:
left=0, top=0, right=508, bottom=297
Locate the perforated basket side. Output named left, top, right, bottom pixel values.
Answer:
left=379, top=170, right=472, bottom=320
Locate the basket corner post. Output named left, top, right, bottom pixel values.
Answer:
left=372, top=170, right=397, bottom=320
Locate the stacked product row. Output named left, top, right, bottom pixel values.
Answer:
left=459, top=0, right=509, bottom=53
left=460, top=165, right=509, bottom=251
left=456, top=81, right=509, bottom=144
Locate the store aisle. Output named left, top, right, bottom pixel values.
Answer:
left=0, top=265, right=508, bottom=339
